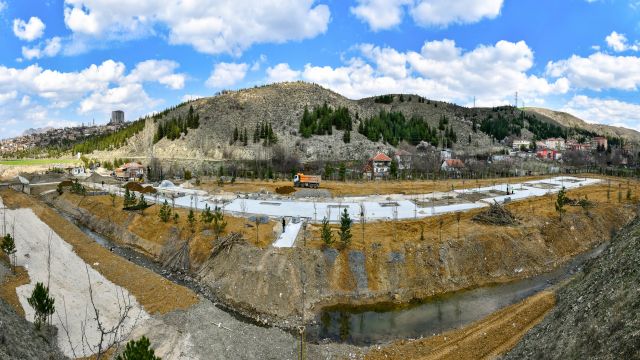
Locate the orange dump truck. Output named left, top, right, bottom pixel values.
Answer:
left=293, top=173, right=321, bottom=188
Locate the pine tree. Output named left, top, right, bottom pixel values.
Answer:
left=1, top=233, right=16, bottom=271
left=123, top=188, right=134, bottom=207
left=243, top=128, right=248, bottom=146
left=321, top=217, right=333, bottom=248
left=212, top=207, right=227, bottom=240
left=555, top=186, right=567, bottom=221
left=200, top=204, right=214, bottom=225
left=27, top=282, right=55, bottom=330
left=116, top=336, right=161, bottom=360
left=158, top=200, right=172, bottom=223
left=343, top=130, right=351, bottom=143
left=233, top=127, right=239, bottom=143
left=339, top=208, right=352, bottom=249
left=187, top=209, right=196, bottom=233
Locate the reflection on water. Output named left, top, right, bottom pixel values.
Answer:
left=310, top=242, right=607, bottom=345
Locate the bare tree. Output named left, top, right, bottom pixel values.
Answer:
left=57, top=265, right=141, bottom=359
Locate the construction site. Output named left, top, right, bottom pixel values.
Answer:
left=0, top=172, right=638, bottom=359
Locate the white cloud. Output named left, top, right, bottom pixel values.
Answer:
left=351, top=0, right=504, bottom=30
left=0, top=91, right=17, bottom=104
left=21, top=37, right=62, bottom=60
left=0, top=1, right=7, bottom=13
left=561, top=95, right=640, bottom=131
left=79, top=83, right=159, bottom=114
left=266, top=63, right=301, bottom=83
left=286, top=39, right=568, bottom=106
left=350, top=0, right=411, bottom=31
left=0, top=58, right=186, bottom=134
left=206, top=62, right=248, bottom=88
left=605, top=31, right=639, bottom=52
left=125, top=60, right=186, bottom=89
left=62, top=0, right=330, bottom=55
left=546, top=52, right=640, bottom=91
left=13, top=17, right=46, bottom=41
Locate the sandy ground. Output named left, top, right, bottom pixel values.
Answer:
left=0, top=196, right=149, bottom=358
left=0, top=189, right=199, bottom=315
left=365, top=291, right=556, bottom=360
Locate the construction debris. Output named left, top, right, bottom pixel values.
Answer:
left=472, top=201, right=518, bottom=226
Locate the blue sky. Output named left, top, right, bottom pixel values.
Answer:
left=1, top=0, right=640, bottom=139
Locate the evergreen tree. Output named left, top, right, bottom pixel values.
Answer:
left=555, top=187, right=567, bottom=221
left=27, top=282, right=55, bottom=330
left=390, top=159, right=398, bottom=179
left=212, top=207, right=227, bottom=240
left=158, top=200, right=172, bottom=223
left=116, top=336, right=161, bottom=360
left=321, top=217, right=333, bottom=247
left=338, top=163, right=347, bottom=182
left=1, top=233, right=16, bottom=271
left=123, top=188, right=134, bottom=207
left=233, top=127, right=239, bottom=143
left=200, top=204, right=214, bottom=225
left=187, top=209, right=196, bottom=233
left=343, top=130, right=351, bottom=143
left=243, top=128, right=248, bottom=146
left=339, top=208, right=352, bottom=249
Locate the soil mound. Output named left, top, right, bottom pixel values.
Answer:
left=275, top=186, right=296, bottom=195
left=472, top=202, right=518, bottom=226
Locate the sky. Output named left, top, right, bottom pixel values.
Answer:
left=1, top=0, right=640, bottom=139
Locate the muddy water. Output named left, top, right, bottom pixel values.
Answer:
left=309, top=242, right=608, bottom=345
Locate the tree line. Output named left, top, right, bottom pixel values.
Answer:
left=153, top=105, right=200, bottom=143
left=299, top=103, right=353, bottom=141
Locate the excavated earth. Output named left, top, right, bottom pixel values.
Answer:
left=47, top=183, right=637, bottom=330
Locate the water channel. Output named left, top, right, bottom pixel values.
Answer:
left=60, top=209, right=607, bottom=347
left=308, top=242, right=608, bottom=345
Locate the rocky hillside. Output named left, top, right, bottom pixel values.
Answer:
left=87, top=82, right=633, bottom=163
left=503, top=215, right=640, bottom=359
left=526, top=107, right=640, bottom=143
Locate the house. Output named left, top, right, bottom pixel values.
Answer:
left=536, top=149, right=562, bottom=161
left=364, top=152, right=392, bottom=180
left=441, top=159, right=465, bottom=172
left=67, top=166, right=86, bottom=177
left=544, top=138, right=566, bottom=150
left=566, top=140, right=591, bottom=152
left=440, top=149, right=453, bottom=160
left=512, top=139, right=531, bottom=150
left=591, top=137, right=608, bottom=150
left=115, top=162, right=145, bottom=181
left=394, top=150, right=413, bottom=171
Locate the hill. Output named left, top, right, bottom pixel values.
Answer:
left=526, top=107, right=640, bottom=144
left=503, top=216, right=640, bottom=359
left=73, top=82, right=635, bottom=163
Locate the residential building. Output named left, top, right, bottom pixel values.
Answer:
left=364, top=152, right=392, bottom=180
left=394, top=150, right=413, bottom=171
left=536, top=149, right=562, bottom=161
left=440, top=149, right=453, bottom=160
left=110, top=110, right=125, bottom=125
left=512, top=139, right=531, bottom=150
left=591, top=136, right=608, bottom=150
left=441, top=159, right=465, bottom=172
left=544, top=138, right=566, bottom=150
left=115, top=162, right=145, bottom=180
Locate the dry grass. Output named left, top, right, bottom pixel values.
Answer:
left=61, top=193, right=276, bottom=266
left=306, top=180, right=638, bottom=253
left=365, top=291, right=556, bottom=360
left=0, top=190, right=199, bottom=315
left=0, top=262, right=30, bottom=316
left=196, top=175, right=556, bottom=197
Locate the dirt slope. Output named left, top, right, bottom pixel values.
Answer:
left=526, top=107, right=640, bottom=143
left=503, top=215, right=640, bottom=359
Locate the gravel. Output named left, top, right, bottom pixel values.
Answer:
left=131, top=298, right=363, bottom=360
left=503, top=216, right=640, bottom=359
left=294, top=188, right=332, bottom=198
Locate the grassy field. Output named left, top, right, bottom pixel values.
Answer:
left=0, top=158, right=80, bottom=166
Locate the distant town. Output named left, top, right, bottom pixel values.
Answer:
left=0, top=111, right=127, bottom=156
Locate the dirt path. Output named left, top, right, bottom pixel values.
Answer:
left=365, top=291, right=556, bottom=360
left=0, top=189, right=198, bottom=315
